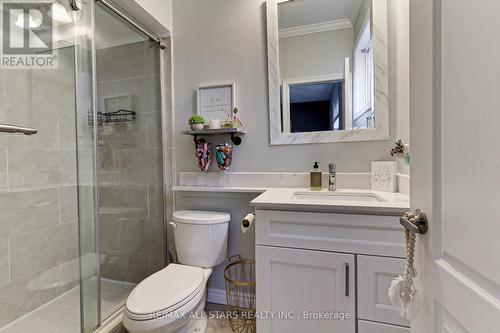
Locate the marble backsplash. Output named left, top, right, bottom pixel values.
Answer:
left=178, top=171, right=410, bottom=196
left=179, top=171, right=372, bottom=190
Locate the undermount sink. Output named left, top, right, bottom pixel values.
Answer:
left=292, top=191, right=386, bottom=203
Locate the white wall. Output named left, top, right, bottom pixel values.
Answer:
left=114, top=0, right=173, bottom=36
left=354, top=0, right=371, bottom=43
left=392, top=0, right=410, bottom=177
left=280, top=28, right=353, bottom=80
left=172, top=0, right=410, bottom=293
left=172, top=0, right=408, bottom=175
left=133, top=0, right=173, bottom=32
left=174, top=191, right=257, bottom=303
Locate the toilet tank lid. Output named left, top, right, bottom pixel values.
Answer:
left=173, top=210, right=231, bottom=224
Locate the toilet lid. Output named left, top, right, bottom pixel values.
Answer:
left=173, top=210, right=230, bottom=225
left=126, top=264, right=204, bottom=317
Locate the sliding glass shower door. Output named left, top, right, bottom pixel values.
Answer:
left=0, top=1, right=97, bottom=332
left=0, top=1, right=165, bottom=332
left=94, top=0, right=165, bottom=322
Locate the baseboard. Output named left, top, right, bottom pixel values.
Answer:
left=207, top=287, right=227, bottom=305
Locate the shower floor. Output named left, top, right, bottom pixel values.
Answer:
left=0, top=279, right=135, bottom=333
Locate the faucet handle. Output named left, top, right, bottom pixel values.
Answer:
left=329, top=163, right=336, bottom=173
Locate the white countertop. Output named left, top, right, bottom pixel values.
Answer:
left=250, top=188, right=410, bottom=215
left=172, top=185, right=266, bottom=193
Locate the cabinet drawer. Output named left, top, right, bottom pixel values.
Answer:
left=255, top=210, right=405, bottom=257
left=358, top=255, right=410, bottom=327
left=358, top=320, right=410, bottom=333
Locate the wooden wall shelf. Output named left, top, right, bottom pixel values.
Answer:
left=181, top=128, right=246, bottom=145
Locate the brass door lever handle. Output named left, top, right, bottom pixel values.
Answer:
left=400, top=209, right=428, bottom=234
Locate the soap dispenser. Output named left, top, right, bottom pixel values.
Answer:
left=310, top=162, right=322, bottom=191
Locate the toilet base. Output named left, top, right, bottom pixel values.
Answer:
left=167, top=311, right=207, bottom=333
left=187, top=312, right=207, bottom=333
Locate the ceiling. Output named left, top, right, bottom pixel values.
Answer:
left=290, top=82, right=339, bottom=103
left=278, top=0, right=363, bottom=29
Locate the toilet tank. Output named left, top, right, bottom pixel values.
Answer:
left=172, top=210, right=230, bottom=268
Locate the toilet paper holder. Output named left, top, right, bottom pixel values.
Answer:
left=242, top=213, right=255, bottom=228
left=241, top=213, right=255, bottom=234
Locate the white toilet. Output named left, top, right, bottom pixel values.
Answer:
left=123, top=210, right=230, bottom=333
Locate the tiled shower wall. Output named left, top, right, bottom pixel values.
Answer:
left=96, top=41, right=166, bottom=283
left=0, top=38, right=171, bottom=328
left=0, top=47, right=84, bottom=327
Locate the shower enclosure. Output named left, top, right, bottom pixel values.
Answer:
left=0, top=1, right=167, bottom=332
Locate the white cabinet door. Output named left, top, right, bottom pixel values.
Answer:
left=358, top=255, right=410, bottom=327
left=358, top=320, right=410, bottom=333
left=256, top=245, right=355, bottom=333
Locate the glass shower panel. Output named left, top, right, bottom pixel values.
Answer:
left=74, top=1, right=100, bottom=332
left=94, top=2, right=165, bottom=321
left=0, top=1, right=95, bottom=332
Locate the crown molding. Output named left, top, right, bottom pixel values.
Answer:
left=279, top=18, right=353, bottom=38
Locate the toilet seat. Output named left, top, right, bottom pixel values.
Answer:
left=125, top=264, right=205, bottom=321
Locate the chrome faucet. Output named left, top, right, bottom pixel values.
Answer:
left=328, top=163, right=336, bottom=191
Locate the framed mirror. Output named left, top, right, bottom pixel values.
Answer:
left=267, top=0, right=389, bottom=145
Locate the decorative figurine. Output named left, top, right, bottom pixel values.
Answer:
left=231, top=107, right=243, bottom=128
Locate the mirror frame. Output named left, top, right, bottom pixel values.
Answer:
left=266, top=0, right=389, bottom=145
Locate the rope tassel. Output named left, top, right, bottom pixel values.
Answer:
left=388, top=229, right=420, bottom=319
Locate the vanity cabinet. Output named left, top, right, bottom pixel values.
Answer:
left=358, top=255, right=410, bottom=327
left=256, top=246, right=355, bottom=333
left=255, top=209, right=409, bottom=333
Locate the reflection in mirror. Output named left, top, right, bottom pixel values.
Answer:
left=278, top=0, right=375, bottom=133
left=285, top=80, right=345, bottom=132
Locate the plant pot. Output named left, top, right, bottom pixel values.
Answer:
left=190, top=123, right=204, bottom=131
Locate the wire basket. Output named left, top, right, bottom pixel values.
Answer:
left=224, top=256, right=256, bottom=333
left=88, top=109, right=136, bottom=126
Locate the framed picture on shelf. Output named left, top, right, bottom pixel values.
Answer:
left=197, top=83, right=235, bottom=121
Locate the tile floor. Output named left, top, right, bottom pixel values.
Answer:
left=205, top=303, right=234, bottom=333
left=0, top=279, right=134, bottom=333
left=114, top=303, right=238, bottom=333
left=1, top=284, right=241, bottom=333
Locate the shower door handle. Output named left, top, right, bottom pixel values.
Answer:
left=0, top=123, right=38, bottom=135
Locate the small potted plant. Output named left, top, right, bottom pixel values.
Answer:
left=390, top=139, right=411, bottom=164
left=188, top=115, right=205, bottom=130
